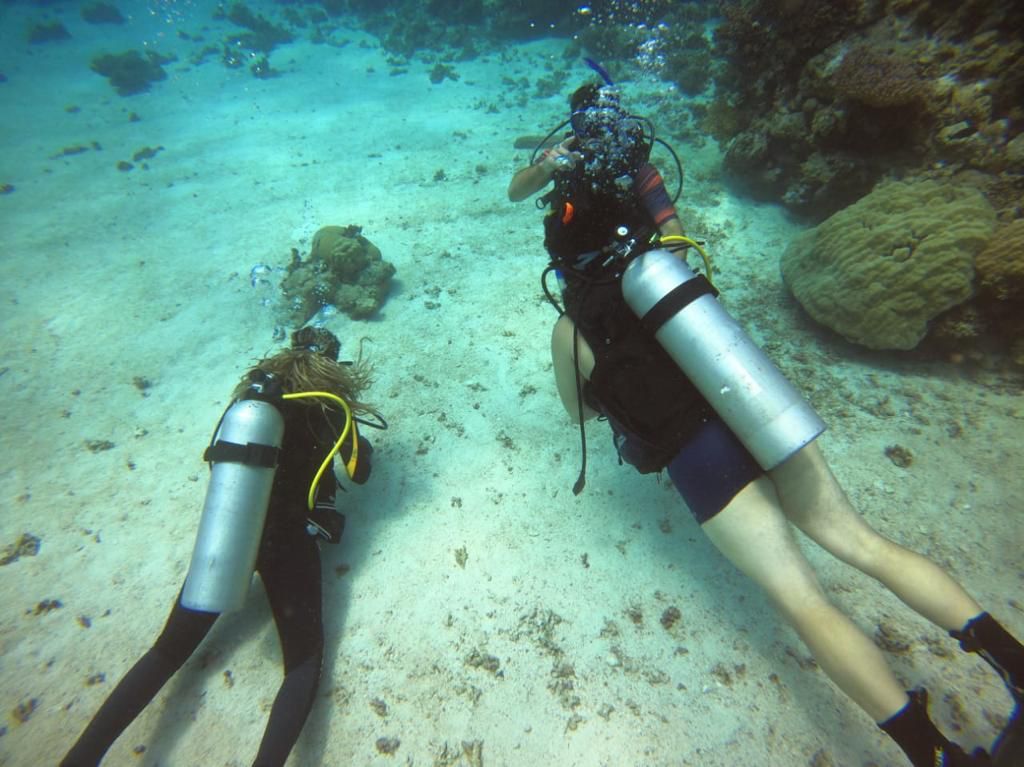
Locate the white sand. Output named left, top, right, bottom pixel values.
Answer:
left=1, top=6, right=1021, bottom=766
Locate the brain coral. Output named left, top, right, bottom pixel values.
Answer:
left=975, top=219, right=1024, bottom=301
left=780, top=179, right=996, bottom=350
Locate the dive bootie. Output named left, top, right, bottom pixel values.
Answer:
left=951, top=613, right=1024, bottom=767
left=879, top=689, right=991, bottom=766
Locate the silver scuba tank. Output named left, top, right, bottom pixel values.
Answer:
left=621, top=248, right=825, bottom=470
left=181, top=398, right=284, bottom=613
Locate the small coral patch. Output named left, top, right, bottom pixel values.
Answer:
left=280, top=225, right=395, bottom=323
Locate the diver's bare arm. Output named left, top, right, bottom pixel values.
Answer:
left=508, top=161, right=554, bottom=202
left=508, top=141, right=578, bottom=202
left=660, top=217, right=685, bottom=237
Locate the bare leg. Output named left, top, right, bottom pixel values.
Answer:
left=769, top=442, right=982, bottom=632
left=701, top=477, right=909, bottom=721
left=550, top=314, right=598, bottom=423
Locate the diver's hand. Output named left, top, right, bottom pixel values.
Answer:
left=540, top=140, right=582, bottom=174
left=509, top=140, right=580, bottom=201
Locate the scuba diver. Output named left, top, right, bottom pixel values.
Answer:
left=61, top=327, right=384, bottom=767
left=508, top=72, right=1023, bottom=767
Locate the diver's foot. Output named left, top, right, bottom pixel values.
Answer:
left=993, top=705, right=1024, bottom=767
left=940, top=744, right=992, bottom=766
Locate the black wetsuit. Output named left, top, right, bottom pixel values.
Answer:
left=61, top=399, right=353, bottom=767
left=546, top=164, right=762, bottom=524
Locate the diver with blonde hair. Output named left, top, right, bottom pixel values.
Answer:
left=62, top=327, right=383, bottom=767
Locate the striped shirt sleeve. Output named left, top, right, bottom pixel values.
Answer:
left=634, top=163, right=680, bottom=228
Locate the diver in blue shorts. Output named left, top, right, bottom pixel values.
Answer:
left=509, top=74, right=1022, bottom=767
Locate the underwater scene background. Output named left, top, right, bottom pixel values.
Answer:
left=1, top=0, right=1021, bottom=765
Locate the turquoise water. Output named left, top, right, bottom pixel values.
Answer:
left=1, top=2, right=1020, bottom=765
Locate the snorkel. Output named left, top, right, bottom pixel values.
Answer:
left=584, top=56, right=614, bottom=86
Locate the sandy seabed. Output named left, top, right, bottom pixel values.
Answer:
left=1, top=8, right=1021, bottom=767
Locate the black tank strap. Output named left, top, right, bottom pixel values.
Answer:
left=203, top=439, right=279, bottom=468
left=639, top=274, right=718, bottom=336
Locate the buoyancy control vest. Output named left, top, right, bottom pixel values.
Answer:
left=543, top=165, right=651, bottom=269
left=542, top=174, right=710, bottom=473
